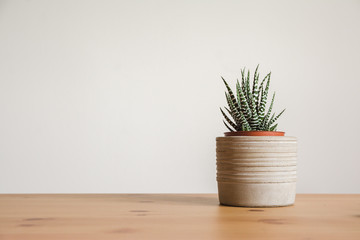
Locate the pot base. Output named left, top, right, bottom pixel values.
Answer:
left=219, top=203, right=294, bottom=208
left=218, top=182, right=296, bottom=207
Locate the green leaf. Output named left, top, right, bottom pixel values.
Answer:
left=260, top=92, right=275, bottom=129
left=269, top=123, right=278, bottom=131
left=225, top=93, right=241, bottom=126
left=222, top=77, right=241, bottom=114
left=237, top=80, right=252, bottom=121
left=245, top=70, right=251, bottom=103
left=267, top=109, right=286, bottom=128
left=258, top=73, right=271, bottom=119
left=236, top=79, right=242, bottom=106
left=266, top=113, right=275, bottom=130
left=237, top=109, right=251, bottom=131
left=248, top=65, right=260, bottom=129
left=220, top=107, right=237, bottom=130
left=257, top=86, right=263, bottom=113
left=252, top=64, right=259, bottom=96
left=253, top=66, right=261, bottom=113
left=220, top=67, right=285, bottom=132
left=241, top=68, right=247, bottom=100
left=246, top=88, right=259, bottom=130
left=223, top=120, right=235, bottom=132
left=259, top=72, right=271, bottom=89
left=225, top=107, right=242, bottom=130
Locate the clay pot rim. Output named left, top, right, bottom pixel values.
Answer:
left=224, top=131, right=285, bottom=136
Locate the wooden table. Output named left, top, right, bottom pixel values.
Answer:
left=0, top=194, right=359, bottom=240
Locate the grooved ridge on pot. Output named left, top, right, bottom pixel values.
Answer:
left=216, top=136, right=297, bottom=207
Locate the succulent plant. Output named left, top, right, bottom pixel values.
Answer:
left=220, top=65, right=285, bottom=132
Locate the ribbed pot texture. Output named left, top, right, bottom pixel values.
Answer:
left=216, top=136, right=297, bottom=207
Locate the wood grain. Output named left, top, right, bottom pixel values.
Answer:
left=0, top=194, right=359, bottom=240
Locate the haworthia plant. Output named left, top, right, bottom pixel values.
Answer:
left=220, top=66, right=285, bottom=132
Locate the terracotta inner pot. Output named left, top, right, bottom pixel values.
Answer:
left=224, top=131, right=285, bottom=136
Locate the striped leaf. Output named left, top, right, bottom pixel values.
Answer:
left=222, top=77, right=241, bottom=114
left=241, top=68, right=247, bottom=100
left=267, top=109, right=286, bottom=128
left=238, top=109, right=251, bottom=131
left=252, top=64, right=260, bottom=96
left=236, top=80, right=252, bottom=120
left=258, top=73, right=271, bottom=119
left=236, top=80, right=242, bottom=105
left=269, top=123, right=278, bottom=131
left=223, top=120, right=235, bottom=132
left=248, top=65, right=260, bottom=129
left=220, top=67, right=285, bottom=132
left=259, top=72, right=271, bottom=89
left=224, top=106, right=242, bottom=131
left=253, top=65, right=261, bottom=112
left=245, top=70, right=251, bottom=103
left=260, top=92, right=275, bottom=129
left=257, top=72, right=270, bottom=113
left=246, top=88, right=259, bottom=129
left=266, top=113, right=276, bottom=131
left=257, top=85, right=264, bottom=114
left=220, top=107, right=237, bottom=130
left=225, top=93, right=241, bottom=126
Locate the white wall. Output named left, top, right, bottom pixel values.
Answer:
left=1, top=0, right=359, bottom=193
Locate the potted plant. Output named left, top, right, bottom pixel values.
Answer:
left=217, top=65, right=297, bottom=207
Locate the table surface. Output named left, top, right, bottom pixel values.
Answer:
left=0, top=194, right=359, bottom=240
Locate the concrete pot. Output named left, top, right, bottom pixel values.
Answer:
left=216, top=135, right=297, bottom=207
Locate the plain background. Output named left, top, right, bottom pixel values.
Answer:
left=0, top=0, right=359, bottom=193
